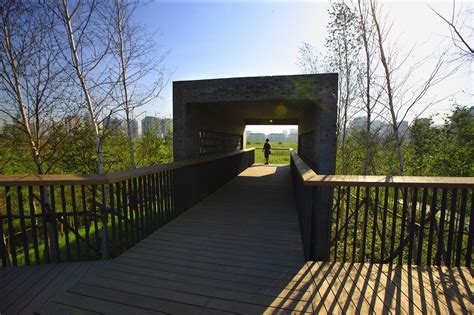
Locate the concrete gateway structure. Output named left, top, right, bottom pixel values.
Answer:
left=173, top=73, right=338, bottom=174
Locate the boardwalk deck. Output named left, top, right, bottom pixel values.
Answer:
left=1, top=165, right=472, bottom=314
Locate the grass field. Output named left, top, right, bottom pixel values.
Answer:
left=247, top=141, right=297, bottom=164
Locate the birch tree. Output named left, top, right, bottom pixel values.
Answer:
left=109, top=0, right=167, bottom=169
left=370, top=0, right=453, bottom=175
left=53, top=0, right=116, bottom=175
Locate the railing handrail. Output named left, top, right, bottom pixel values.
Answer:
left=0, top=148, right=256, bottom=186
left=290, top=150, right=474, bottom=188
left=255, top=147, right=293, bottom=150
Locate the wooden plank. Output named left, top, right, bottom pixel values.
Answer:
left=375, top=263, right=456, bottom=314
left=305, top=261, right=343, bottom=314
left=100, top=260, right=314, bottom=299
left=133, top=240, right=304, bottom=267
left=45, top=290, right=166, bottom=314
left=84, top=266, right=313, bottom=312
left=112, top=256, right=309, bottom=289
left=126, top=245, right=304, bottom=276
left=137, top=237, right=304, bottom=264
left=19, top=262, right=95, bottom=314
left=338, top=263, right=391, bottom=314
left=120, top=250, right=309, bottom=283
left=2, top=264, right=58, bottom=312
left=72, top=279, right=236, bottom=314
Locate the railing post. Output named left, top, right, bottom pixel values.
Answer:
left=311, top=186, right=333, bottom=261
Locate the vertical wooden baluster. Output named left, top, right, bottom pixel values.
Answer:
left=408, top=187, right=418, bottom=265
left=466, top=190, right=474, bottom=267
left=145, top=175, right=150, bottom=234
left=81, top=185, right=90, bottom=260
left=0, top=187, right=6, bottom=267
left=342, top=186, right=350, bottom=262
left=361, top=186, right=370, bottom=262
left=416, top=187, right=428, bottom=265
left=455, top=189, right=468, bottom=267
left=427, top=188, right=438, bottom=265
left=109, top=183, right=116, bottom=256
left=6, top=186, right=17, bottom=265
left=163, top=172, right=169, bottom=220
left=127, top=179, right=135, bottom=245
left=91, top=185, right=100, bottom=259
left=28, top=186, right=40, bottom=264
left=398, top=187, right=409, bottom=264
left=352, top=186, right=361, bottom=263
left=435, top=188, right=448, bottom=265
left=446, top=189, right=458, bottom=267
left=170, top=170, right=175, bottom=215
left=149, top=174, right=154, bottom=232
left=60, top=185, right=71, bottom=262
left=389, top=187, right=399, bottom=263
left=380, top=186, right=389, bottom=262
left=39, top=186, right=50, bottom=263
left=131, top=177, right=139, bottom=242
left=70, top=185, right=81, bottom=260
left=370, top=187, right=379, bottom=263
left=100, top=184, right=109, bottom=260
left=17, top=186, right=29, bottom=265
left=122, top=180, right=130, bottom=248
left=141, top=176, right=147, bottom=236
left=152, top=174, right=157, bottom=229
left=333, top=186, right=342, bottom=260
left=49, top=185, right=60, bottom=262
left=157, top=172, right=163, bottom=227
left=115, top=182, right=123, bottom=252
left=137, top=176, right=144, bottom=240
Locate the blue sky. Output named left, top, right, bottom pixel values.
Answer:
left=136, top=1, right=472, bottom=133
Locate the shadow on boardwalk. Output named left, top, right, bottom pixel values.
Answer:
left=1, top=165, right=472, bottom=314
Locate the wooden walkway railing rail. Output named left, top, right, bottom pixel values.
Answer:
left=0, top=149, right=255, bottom=267
left=290, top=150, right=474, bottom=267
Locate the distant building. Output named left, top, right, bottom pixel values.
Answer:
left=267, top=133, right=285, bottom=142
left=287, top=133, right=298, bottom=142
left=160, top=118, right=173, bottom=137
left=246, top=132, right=266, bottom=142
left=129, top=119, right=139, bottom=140
left=104, top=116, right=123, bottom=133
left=289, top=128, right=297, bottom=135
left=142, top=116, right=160, bottom=135
left=65, top=115, right=81, bottom=133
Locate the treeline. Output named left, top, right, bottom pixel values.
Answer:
left=299, top=0, right=472, bottom=176
left=341, top=106, right=473, bottom=176
left=0, top=120, right=173, bottom=175
left=0, top=1, right=168, bottom=176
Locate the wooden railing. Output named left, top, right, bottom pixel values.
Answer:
left=290, top=151, right=474, bottom=267
left=0, top=149, right=255, bottom=267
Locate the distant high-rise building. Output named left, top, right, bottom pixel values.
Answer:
left=142, top=116, right=160, bottom=135
left=289, top=128, right=297, bottom=135
left=104, top=116, right=123, bottom=133
left=160, top=118, right=173, bottom=137
left=129, top=119, right=139, bottom=140
left=65, top=115, right=81, bottom=133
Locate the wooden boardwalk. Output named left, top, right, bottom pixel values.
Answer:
left=1, top=165, right=473, bottom=314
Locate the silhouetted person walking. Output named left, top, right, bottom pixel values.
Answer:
left=263, top=139, right=271, bottom=165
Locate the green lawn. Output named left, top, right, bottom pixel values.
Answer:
left=247, top=141, right=297, bottom=164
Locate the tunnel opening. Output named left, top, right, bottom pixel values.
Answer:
left=245, top=124, right=298, bottom=165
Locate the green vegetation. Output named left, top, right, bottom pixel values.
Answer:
left=247, top=141, right=297, bottom=164
left=337, top=106, right=473, bottom=176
